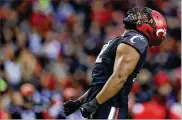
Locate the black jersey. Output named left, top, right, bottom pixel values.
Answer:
left=91, top=30, right=148, bottom=96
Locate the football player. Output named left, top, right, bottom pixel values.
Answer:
left=63, top=7, right=167, bottom=119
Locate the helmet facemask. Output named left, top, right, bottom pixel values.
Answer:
left=124, top=7, right=156, bottom=31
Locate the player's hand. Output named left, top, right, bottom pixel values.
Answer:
left=79, top=98, right=100, bottom=118
left=63, top=100, right=81, bottom=116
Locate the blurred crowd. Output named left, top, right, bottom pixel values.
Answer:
left=0, top=0, right=181, bottom=119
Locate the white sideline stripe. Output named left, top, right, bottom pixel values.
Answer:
left=108, top=106, right=116, bottom=119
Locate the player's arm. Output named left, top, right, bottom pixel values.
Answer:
left=78, top=90, right=89, bottom=103
left=96, top=43, right=140, bottom=104
left=63, top=89, right=89, bottom=116
left=79, top=43, right=140, bottom=118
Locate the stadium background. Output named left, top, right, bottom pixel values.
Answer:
left=0, top=0, right=181, bottom=119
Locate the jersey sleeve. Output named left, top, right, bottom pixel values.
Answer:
left=122, top=33, right=148, bottom=55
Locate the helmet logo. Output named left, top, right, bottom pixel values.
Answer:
left=156, top=28, right=167, bottom=37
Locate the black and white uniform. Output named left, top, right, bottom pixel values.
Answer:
left=84, top=30, right=149, bottom=119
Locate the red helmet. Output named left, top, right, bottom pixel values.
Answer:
left=123, top=7, right=167, bottom=47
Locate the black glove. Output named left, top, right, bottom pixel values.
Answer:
left=63, top=100, right=81, bottom=116
left=80, top=98, right=100, bottom=118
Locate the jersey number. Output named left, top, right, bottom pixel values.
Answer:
left=95, top=40, right=112, bottom=63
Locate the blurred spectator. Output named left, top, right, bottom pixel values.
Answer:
left=3, top=44, right=22, bottom=90
left=0, top=0, right=181, bottom=119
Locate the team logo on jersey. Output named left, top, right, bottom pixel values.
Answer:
left=130, top=35, right=144, bottom=43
